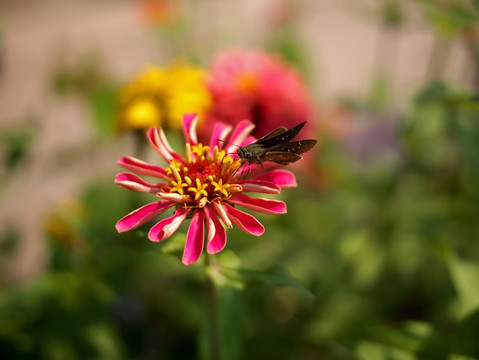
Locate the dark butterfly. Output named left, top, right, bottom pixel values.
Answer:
left=236, top=121, right=317, bottom=167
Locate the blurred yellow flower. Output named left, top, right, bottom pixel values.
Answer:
left=118, top=62, right=211, bottom=132
left=124, top=99, right=162, bottom=130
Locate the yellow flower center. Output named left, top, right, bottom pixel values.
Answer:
left=166, top=143, right=242, bottom=205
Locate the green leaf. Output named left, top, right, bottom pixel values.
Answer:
left=211, top=253, right=313, bottom=298
left=85, top=322, right=123, bottom=360
left=366, top=321, right=433, bottom=353
left=449, top=354, right=478, bottom=360
left=446, top=252, right=479, bottom=318
left=356, top=341, right=416, bottom=360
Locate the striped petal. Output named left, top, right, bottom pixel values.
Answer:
left=223, top=203, right=264, bottom=236
left=157, top=192, right=192, bottom=203
left=116, top=200, right=174, bottom=232
left=147, top=127, right=182, bottom=162
left=239, top=135, right=256, bottom=147
left=238, top=179, right=281, bottom=194
left=148, top=207, right=189, bottom=242
left=256, top=169, right=297, bottom=188
left=205, top=205, right=226, bottom=254
left=209, top=122, right=232, bottom=152
left=115, top=173, right=164, bottom=193
left=118, top=156, right=169, bottom=179
left=226, top=120, right=255, bottom=154
left=182, top=210, right=205, bottom=265
left=182, top=113, right=199, bottom=145
left=229, top=193, right=286, bottom=214
left=212, top=200, right=233, bottom=229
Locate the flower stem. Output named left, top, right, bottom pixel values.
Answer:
left=205, top=254, right=221, bottom=360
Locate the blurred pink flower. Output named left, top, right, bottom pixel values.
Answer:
left=115, top=114, right=297, bottom=265
left=202, top=50, right=314, bottom=140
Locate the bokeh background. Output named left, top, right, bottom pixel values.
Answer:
left=1, top=0, right=479, bottom=359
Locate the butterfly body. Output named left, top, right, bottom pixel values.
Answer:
left=236, top=122, right=316, bottom=166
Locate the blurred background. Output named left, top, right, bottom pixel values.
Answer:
left=1, top=0, right=479, bottom=359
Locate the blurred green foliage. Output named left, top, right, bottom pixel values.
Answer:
left=50, top=51, right=118, bottom=138
left=0, top=124, right=36, bottom=178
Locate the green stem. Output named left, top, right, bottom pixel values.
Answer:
left=205, top=254, right=221, bottom=360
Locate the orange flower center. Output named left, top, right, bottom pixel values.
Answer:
left=237, top=73, right=258, bottom=93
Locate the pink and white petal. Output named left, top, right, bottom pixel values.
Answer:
left=157, top=192, right=192, bottom=204
left=239, top=135, right=256, bottom=147
left=115, top=173, right=163, bottom=193
left=182, top=210, right=205, bottom=265
left=205, top=205, right=226, bottom=254
left=223, top=204, right=265, bottom=236
left=229, top=194, right=286, bottom=214
left=236, top=163, right=277, bottom=180
left=148, top=207, right=189, bottom=242
left=116, top=200, right=175, bottom=232
left=204, top=207, right=215, bottom=244
left=147, top=128, right=174, bottom=163
left=182, top=113, right=199, bottom=146
left=118, top=156, right=170, bottom=179
left=238, top=179, right=281, bottom=194
left=212, top=200, right=233, bottom=229
left=209, top=122, right=232, bottom=152
left=226, top=120, right=255, bottom=154
left=256, top=169, right=297, bottom=188
left=157, top=127, right=182, bottom=161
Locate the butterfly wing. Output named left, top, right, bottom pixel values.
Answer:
left=255, top=121, right=307, bottom=147
left=261, top=151, right=303, bottom=165
left=255, top=126, right=287, bottom=144
left=266, top=139, right=317, bottom=155
left=260, top=139, right=317, bottom=165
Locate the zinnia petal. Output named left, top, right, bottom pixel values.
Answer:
left=115, top=173, right=164, bottom=193
left=212, top=200, right=233, bottom=229
left=226, top=120, right=255, bottom=154
left=147, top=127, right=174, bottom=162
left=158, top=126, right=182, bottom=161
left=157, top=192, right=192, bottom=203
left=148, top=207, right=189, bottom=242
left=257, top=169, right=297, bottom=188
left=116, top=200, right=175, bottom=232
left=182, top=210, right=205, bottom=265
left=240, top=135, right=256, bottom=147
left=205, top=205, right=226, bottom=254
left=223, top=204, right=264, bottom=236
left=229, top=193, right=286, bottom=214
left=182, top=113, right=198, bottom=145
left=239, top=179, right=281, bottom=194
left=118, top=156, right=170, bottom=179
left=209, top=122, right=232, bottom=152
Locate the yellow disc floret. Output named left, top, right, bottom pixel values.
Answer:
left=192, top=144, right=210, bottom=158
left=188, top=178, right=209, bottom=201
left=210, top=177, right=232, bottom=198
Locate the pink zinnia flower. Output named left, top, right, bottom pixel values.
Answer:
left=202, top=50, right=314, bottom=140
left=115, top=114, right=297, bottom=265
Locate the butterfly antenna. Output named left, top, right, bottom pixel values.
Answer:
left=216, top=138, right=240, bottom=148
